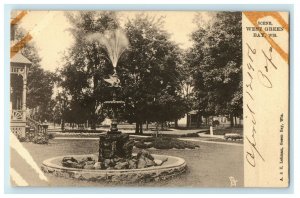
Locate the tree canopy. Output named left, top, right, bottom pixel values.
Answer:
left=60, top=11, right=120, bottom=129
left=186, top=12, right=242, bottom=125
left=118, top=14, right=188, bottom=133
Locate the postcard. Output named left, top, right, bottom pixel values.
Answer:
left=9, top=10, right=289, bottom=188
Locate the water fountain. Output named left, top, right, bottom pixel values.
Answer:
left=41, top=29, right=187, bottom=183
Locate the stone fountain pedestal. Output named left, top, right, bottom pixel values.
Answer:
left=98, top=132, right=134, bottom=164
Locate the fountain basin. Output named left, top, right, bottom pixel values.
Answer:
left=41, top=154, right=187, bottom=183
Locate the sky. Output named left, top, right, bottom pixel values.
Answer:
left=16, top=11, right=200, bottom=72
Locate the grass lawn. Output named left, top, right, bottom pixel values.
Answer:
left=12, top=138, right=243, bottom=187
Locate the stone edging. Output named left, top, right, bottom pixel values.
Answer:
left=41, top=154, right=187, bottom=183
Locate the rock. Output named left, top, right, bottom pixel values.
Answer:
left=103, top=159, right=115, bottom=168
left=62, top=157, right=79, bottom=168
left=110, top=159, right=116, bottom=167
left=145, top=157, right=155, bottom=167
left=137, top=158, right=147, bottom=169
left=93, top=162, right=102, bottom=169
left=62, top=160, right=78, bottom=168
left=62, top=157, right=78, bottom=163
left=78, top=156, right=95, bottom=168
left=154, top=159, right=163, bottom=166
left=114, top=161, right=129, bottom=170
left=85, top=156, right=94, bottom=161
left=83, top=164, right=95, bottom=169
left=137, top=150, right=154, bottom=160
left=103, top=159, right=111, bottom=168
left=123, top=139, right=134, bottom=158
left=154, top=157, right=168, bottom=166
left=128, top=159, right=137, bottom=169
left=79, top=156, right=93, bottom=163
left=161, top=157, right=168, bottom=163
left=75, top=163, right=85, bottom=169
left=85, top=160, right=95, bottom=166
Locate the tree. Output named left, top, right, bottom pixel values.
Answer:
left=119, top=14, right=188, bottom=133
left=52, top=91, right=71, bottom=130
left=186, top=12, right=242, bottom=126
left=60, top=11, right=119, bottom=129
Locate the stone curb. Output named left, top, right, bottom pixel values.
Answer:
left=41, top=154, right=187, bottom=183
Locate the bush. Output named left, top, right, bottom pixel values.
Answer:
left=181, top=133, right=199, bottom=138
left=33, top=133, right=49, bottom=144
left=212, top=120, right=220, bottom=127
left=62, top=129, right=106, bottom=133
left=134, top=141, right=153, bottom=149
left=18, top=136, right=27, bottom=142
left=134, top=137, right=199, bottom=150
left=48, top=133, right=55, bottom=140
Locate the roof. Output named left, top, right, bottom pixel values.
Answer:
left=10, top=52, right=32, bottom=65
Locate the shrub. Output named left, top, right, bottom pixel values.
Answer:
left=212, top=120, right=220, bottom=127
left=134, top=141, right=153, bottom=149
left=134, top=137, right=199, bottom=150
left=33, top=133, right=49, bottom=144
left=48, top=133, right=55, bottom=140
left=18, top=136, right=27, bottom=142
left=62, top=129, right=106, bottom=133
left=181, top=133, right=199, bottom=137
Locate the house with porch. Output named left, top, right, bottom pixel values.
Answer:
left=10, top=11, right=48, bottom=141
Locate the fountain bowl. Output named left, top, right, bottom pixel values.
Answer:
left=41, top=153, right=187, bottom=183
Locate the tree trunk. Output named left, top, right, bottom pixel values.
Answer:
left=196, top=114, right=201, bottom=128
left=139, top=123, right=143, bottom=134
left=135, top=122, right=140, bottom=134
left=91, top=120, right=96, bottom=130
left=146, top=121, right=149, bottom=130
left=230, top=114, right=234, bottom=127
left=161, top=122, right=164, bottom=130
left=61, top=119, right=65, bottom=131
left=155, top=122, right=159, bottom=137
left=234, top=116, right=237, bottom=127
left=187, top=114, right=190, bottom=128
left=90, top=110, right=97, bottom=130
left=174, top=119, right=178, bottom=128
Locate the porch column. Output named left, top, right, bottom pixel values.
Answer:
left=22, top=65, right=27, bottom=121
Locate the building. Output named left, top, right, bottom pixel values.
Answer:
left=10, top=11, right=32, bottom=138
left=177, top=110, right=243, bottom=128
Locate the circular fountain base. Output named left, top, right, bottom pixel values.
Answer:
left=41, top=154, right=187, bottom=183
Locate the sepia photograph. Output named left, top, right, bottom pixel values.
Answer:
left=9, top=9, right=288, bottom=188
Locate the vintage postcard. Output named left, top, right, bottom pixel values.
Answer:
left=9, top=10, right=289, bottom=188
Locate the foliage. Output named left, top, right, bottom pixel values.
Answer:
left=212, top=120, right=220, bottom=127
left=13, top=28, right=56, bottom=122
left=134, top=137, right=199, bottom=149
left=119, top=14, right=189, bottom=132
left=186, top=12, right=243, bottom=123
left=180, top=132, right=199, bottom=138
left=60, top=11, right=120, bottom=128
left=32, top=133, right=49, bottom=144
